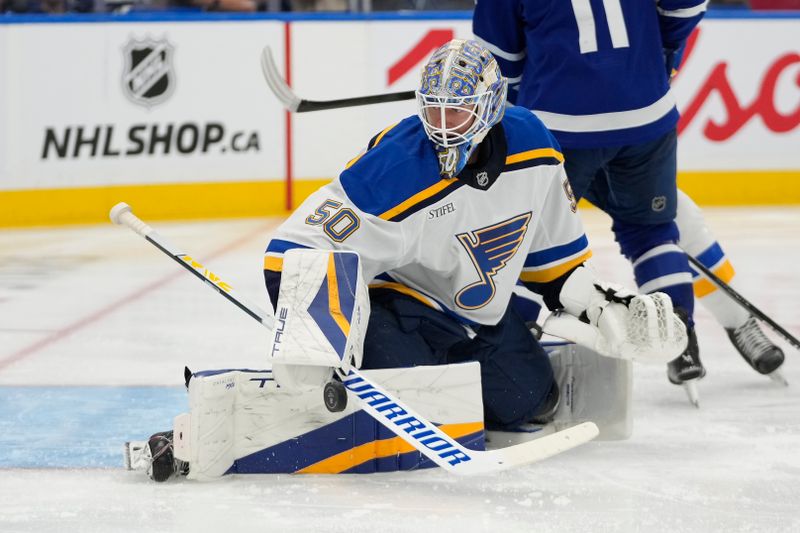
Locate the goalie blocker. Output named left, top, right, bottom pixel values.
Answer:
left=268, top=249, right=369, bottom=394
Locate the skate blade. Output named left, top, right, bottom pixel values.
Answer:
left=123, top=442, right=132, bottom=470
left=124, top=440, right=151, bottom=471
left=768, top=369, right=789, bottom=387
left=682, top=380, right=700, bottom=408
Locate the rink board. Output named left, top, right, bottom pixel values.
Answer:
left=0, top=11, right=798, bottom=226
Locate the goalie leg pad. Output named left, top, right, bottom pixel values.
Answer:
left=177, top=364, right=485, bottom=480
left=485, top=342, right=632, bottom=447
left=548, top=342, right=633, bottom=440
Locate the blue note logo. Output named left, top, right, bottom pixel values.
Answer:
left=455, top=212, right=532, bottom=310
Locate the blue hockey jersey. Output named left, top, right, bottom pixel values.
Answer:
left=473, top=0, right=707, bottom=148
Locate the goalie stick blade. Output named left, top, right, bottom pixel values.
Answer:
left=479, top=421, right=599, bottom=473
left=259, top=46, right=415, bottom=113
left=342, top=368, right=598, bottom=475
left=260, top=46, right=301, bottom=112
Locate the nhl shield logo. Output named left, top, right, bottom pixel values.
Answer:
left=122, top=38, right=175, bottom=108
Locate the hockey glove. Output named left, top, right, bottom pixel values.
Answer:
left=553, top=266, right=688, bottom=362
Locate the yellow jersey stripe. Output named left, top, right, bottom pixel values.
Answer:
left=344, top=153, right=364, bottom=170
left=297, top=421, right=484, bottom=474
left=345, top=122, right=399, bottom=170
left=373, top=122, right=399, bottom=147
left=369, top=282, right=436, bottom=308
left=326, top=253, right=351, bottom=337
left=694, top=259, right=735, bottom=298
left=263, top=255, right=283, bottom=272
left=519, top=250, right=593, bottom=283
left=505, top=147, right=564, bottom=166
left=378, top=178, right=458, bottom=221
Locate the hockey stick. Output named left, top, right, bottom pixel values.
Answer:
left=110, top=202, right=599, bottom=475
left=686, top=254, right=800, bottom=351
left=260, top=46, right=415, bottom=113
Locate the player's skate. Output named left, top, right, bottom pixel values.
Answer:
left=124, top=430, right=188, bottom=482
left=667, top=313, right=705, bottom=408
left=726, top=316, right=787, bottom=386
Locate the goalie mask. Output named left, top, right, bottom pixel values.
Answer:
left=416, top=39, right=508, bottom=178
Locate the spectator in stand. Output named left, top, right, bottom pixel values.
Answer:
left=188, top=0, right=258, bottom=11
left=369, top=0, right=472, bottom=9
left=1, top=0, right=94, bottom=12
left=289, top=0, right=346, bottom=10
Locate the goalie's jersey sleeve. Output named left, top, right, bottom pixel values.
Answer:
left=472, top=0, right=707, bottom=149
left=265, top=107, right=591, bottom=326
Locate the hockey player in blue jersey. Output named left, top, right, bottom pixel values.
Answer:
left=263, top=39, right=687, bottom=431
left=472, top=0, right=784, bottom=403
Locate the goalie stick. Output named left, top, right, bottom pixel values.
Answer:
left=260, top=46, right=415, bottom=113
left=110, top=202, right=598, bottom=475
left=686, top=254, right=800, bottom=352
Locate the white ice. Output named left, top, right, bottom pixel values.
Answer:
left=1, top=207, right=798, bottom=533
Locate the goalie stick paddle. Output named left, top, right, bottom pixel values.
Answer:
left=110, top=202, right=599, bottom=475
left=686, top=254, right=800, bottom=351
left=260, top=46, right=415, bottom=113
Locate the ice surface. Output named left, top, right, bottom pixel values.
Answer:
left=1, top=208, right=798, bottom=533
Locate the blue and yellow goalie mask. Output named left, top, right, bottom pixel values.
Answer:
left=416, top=39, right=508, bottom=178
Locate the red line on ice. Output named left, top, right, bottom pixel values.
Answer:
left=0, top=223, right=272, bottom=373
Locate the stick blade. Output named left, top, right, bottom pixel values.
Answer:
left=457, top=421, right=599, bottom=475
left=485, top=421, right=599, bottom=471
left=260, top=46, right=301, bottom=112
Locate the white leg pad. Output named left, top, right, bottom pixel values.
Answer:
left=177, top=363, right=484, bottom=480
left=549, top=342, right=633, bottom=440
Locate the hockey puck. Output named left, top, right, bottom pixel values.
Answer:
left=323, top=380, right=348, bottom=413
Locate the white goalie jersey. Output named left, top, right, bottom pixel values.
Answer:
left=265, top=106, right=591, bottom=326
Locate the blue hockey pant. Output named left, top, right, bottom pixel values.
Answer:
left=361, top=289, right=556, bottom=431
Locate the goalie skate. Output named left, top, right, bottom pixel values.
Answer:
left=123, top=440, right=151, bottom=472
left=124, top=431, right=188, bottom=482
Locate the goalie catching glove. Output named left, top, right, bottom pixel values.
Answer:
left=547, top=265, right=688, bottom=363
